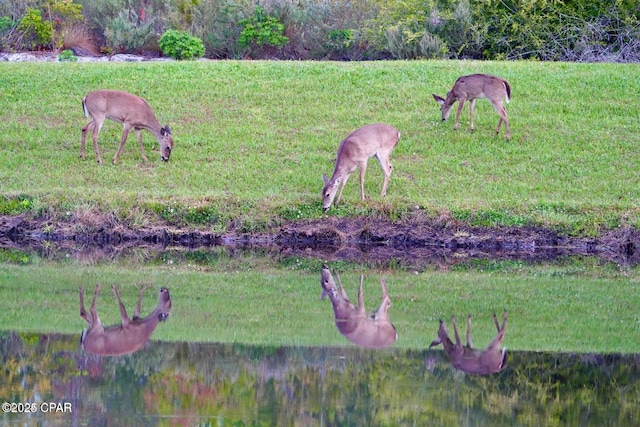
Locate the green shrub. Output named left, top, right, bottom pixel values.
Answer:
left=57, top=49, right=78, bottom=61
left=17, top=8, right=53, bottom=49
left=238, top=6, right=288, bottom=55
left=159, top=29, right=205, bottom=60
left=0, top=16, right=13, bottom=35
left=0, top=196, right=34, bottom=215
left=104, top=9, right=155, bottom=53
left=323, top=29, right=355, bottom=58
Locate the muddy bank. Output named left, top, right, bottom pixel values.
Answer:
left=1, top=214, right=638, bottom=268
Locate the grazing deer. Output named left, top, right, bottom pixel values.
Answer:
left=433, top=74, right=511, bottom=139
left=320, top=265, right=397, bottom=349
left=80, top=90, right=174, bottom=164
left=429, top=311, right=508, bottom=375
left=79, top=284, right=172, bottom=356
left=322, top=123, right=400, bottom=211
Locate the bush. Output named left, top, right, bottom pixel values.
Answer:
left=1, top=0, right=637, bottom=61
left=238, top=6, right=288, bottom=57
left=57, top=48, right=78, bottom=61
left=16, top=8, right=53, bottom=50
left=159, top=29, right=205, bottom=59
left=183, top=0, right=247, bottom=59
left=323, top=29, right=355, bottom=58
left=104, top=9, right=155, bottom=53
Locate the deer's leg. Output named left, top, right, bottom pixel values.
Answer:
left=80, top=120, right=94, bottom=160
left=499, top=311, right=508, bottom=332
left=451, top=316, right=462, bottom=347
left=335, top=173, right=350, bottom=206
left=134, top=128, right=149, bottom=162
left=358, top=161, right=369, bottom=201
left=89, top=119, right=105, bottom=165
left=453, top=100, right=466, bottom=130
left=334, top=272, right=356, bottom=310
left=356, top=275, right=366, bottom=315
left=112, top=285, right=132, bottom=326
left=133, top=286, right=147, bottom=320
left=79, top=287, right=91, bottom=324
left=488, top=312, right=508, bottom=348
left=501, top=108, right=510, bottom=140
left=492, top=103, right=510, bottom=140
left=466, top=315, right=474, bottom=348
left=468, top=99, right=476, bottom=133
left=113, top=124, right=133, bottom=164
left=375, top=278, right=391, bottom=320
left=377, top=153, right=393, bottom=198
left=88, top=284, right=102, bottom=329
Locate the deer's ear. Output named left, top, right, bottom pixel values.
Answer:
left=323, top=174, right=329, bottom=185
left=162, top=125, right=171, bottom=135
left=432, top=94, right=445, bottom=105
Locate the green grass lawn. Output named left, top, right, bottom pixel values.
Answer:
left=1, top=59, right=639, bottom=234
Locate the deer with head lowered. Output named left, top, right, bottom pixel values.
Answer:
left=80, top=90, right=174, bottom=164
left=320, top=265, right=397, bottom=349
left=429, top=311, right=508, bottom=375
left=322, top=123, right=400, bottom=211
left=433, top=74, right=511, bottom=140
left=79, top=283, right=172, bottom=356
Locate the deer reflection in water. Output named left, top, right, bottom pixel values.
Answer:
left=79, top=284, right=172, bottom=356
left=429, top=312, right=508, bottom=375
left=320, top=265, right=397, bottom=349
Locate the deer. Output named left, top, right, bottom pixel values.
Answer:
left=322, top=123, right=400, bottom=211
left=80, top=90, right=174, bottom=164
left=79, top=283, right=172, bottom=356
left=429, top=311, right=508, bottom=375
left=320, top=265, right=397, bottom=349
left=433, top=74, right=511, bottom=140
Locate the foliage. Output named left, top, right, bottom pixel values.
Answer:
left=0, top=195, right=34, bottom=215
left=238, top=5, right=288, bottom=56
left=16, top=8, right=52, bottom=49
left=470, top=0, right=640, bottom=61
left=46, top=0, right=84, bottom=48
left=158, top=28, right=204, bottom=60
left=103, top=8, right=155, bottom=53
left=57, top=48, right=77, bottom=61
left=175, top=0, right=200, bottom=29
left=323, top=29, right=354, bottom=57
left=0, top=16, right=13, bottom=34
left=11, top=1, right=83, bottom=50
left=2, top=332, right=639, bottom=425
left=179, top=0, right=247, bottom=59
left=1, top=0, right=637, bottom=60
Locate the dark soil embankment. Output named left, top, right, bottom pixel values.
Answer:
left=1, top=215, right=639, bottom=268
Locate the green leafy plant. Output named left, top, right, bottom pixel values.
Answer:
left=14, top=1, right=83, bottom=50
left=0, top=196, right=34, bottom=215
left=323, top=29, right=355, bottom=58
left=17, top=8, right=53, bottom=49
left=57, top=48, right=77, bottom=61
left=158, top=29, right=205, bottom=60
left=238, top=6, right=289, bottom=53
left=0, top=16, right=13, bottom=34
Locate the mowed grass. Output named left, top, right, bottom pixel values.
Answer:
left=0, top=60, right=639, bottom=233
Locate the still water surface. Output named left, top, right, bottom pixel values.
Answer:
left=2, top=333, right=639, bottom=426
left=0, top=247, right=639, bottom=426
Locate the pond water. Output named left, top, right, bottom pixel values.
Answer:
left=0, top=244, right=639, bottom=426
left=1, top=333, right=639, bottom=426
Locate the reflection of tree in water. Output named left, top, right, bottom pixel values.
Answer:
left=1, top=333, right=639, bottom=425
